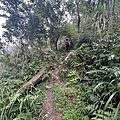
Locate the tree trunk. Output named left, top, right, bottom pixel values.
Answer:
left=75, top=0, right=81, bottom=41
left=55, top=35, right=60, bottom=50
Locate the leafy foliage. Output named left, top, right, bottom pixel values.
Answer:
left=0, top=78, right=46, bottom=120
left=58, top=29, right=120, bottom=119
left=54, top=86, right=89, bottom=120
left=0, top=0, right=120, bottom=119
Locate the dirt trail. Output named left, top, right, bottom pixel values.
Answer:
left=39, top=62, right=64, bottom=120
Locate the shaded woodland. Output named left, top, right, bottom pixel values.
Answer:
left=0, top=0, right=120, bottom=120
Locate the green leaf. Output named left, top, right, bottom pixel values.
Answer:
left=104, top=91, right=118, bottom=110
left=13, top=113, right=31, bottom=120
left=19, top=98, right=24, bottom=113
left=93, top=82, right=107, bottom=93
left=113, top=102, right=120, bottom=120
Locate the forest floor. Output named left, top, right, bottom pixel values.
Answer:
left=39, top=55, right=66, bottom=120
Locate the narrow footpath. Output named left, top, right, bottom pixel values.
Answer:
left=39, top=62, right=65, bottom=120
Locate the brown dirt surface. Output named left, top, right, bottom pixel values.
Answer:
left=39, top=62, right=64, bottom=120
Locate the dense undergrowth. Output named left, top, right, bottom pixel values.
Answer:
left=0, top=49, right=56, bottom=120
left=0, top=0, right=120, bottom=119
left=0, top=78, right=46, bottom=120
left=54, top=34, right=120, bottom=120
left=0, top=39, right=120, bottom=119
left=0, top=31, right=120, bottom=120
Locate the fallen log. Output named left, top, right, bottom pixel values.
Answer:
left=63, top=51, right=76, bottom=66
left=64, top=51, right=76, bottom=62
left=6, top=67, right=46, bottom=109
